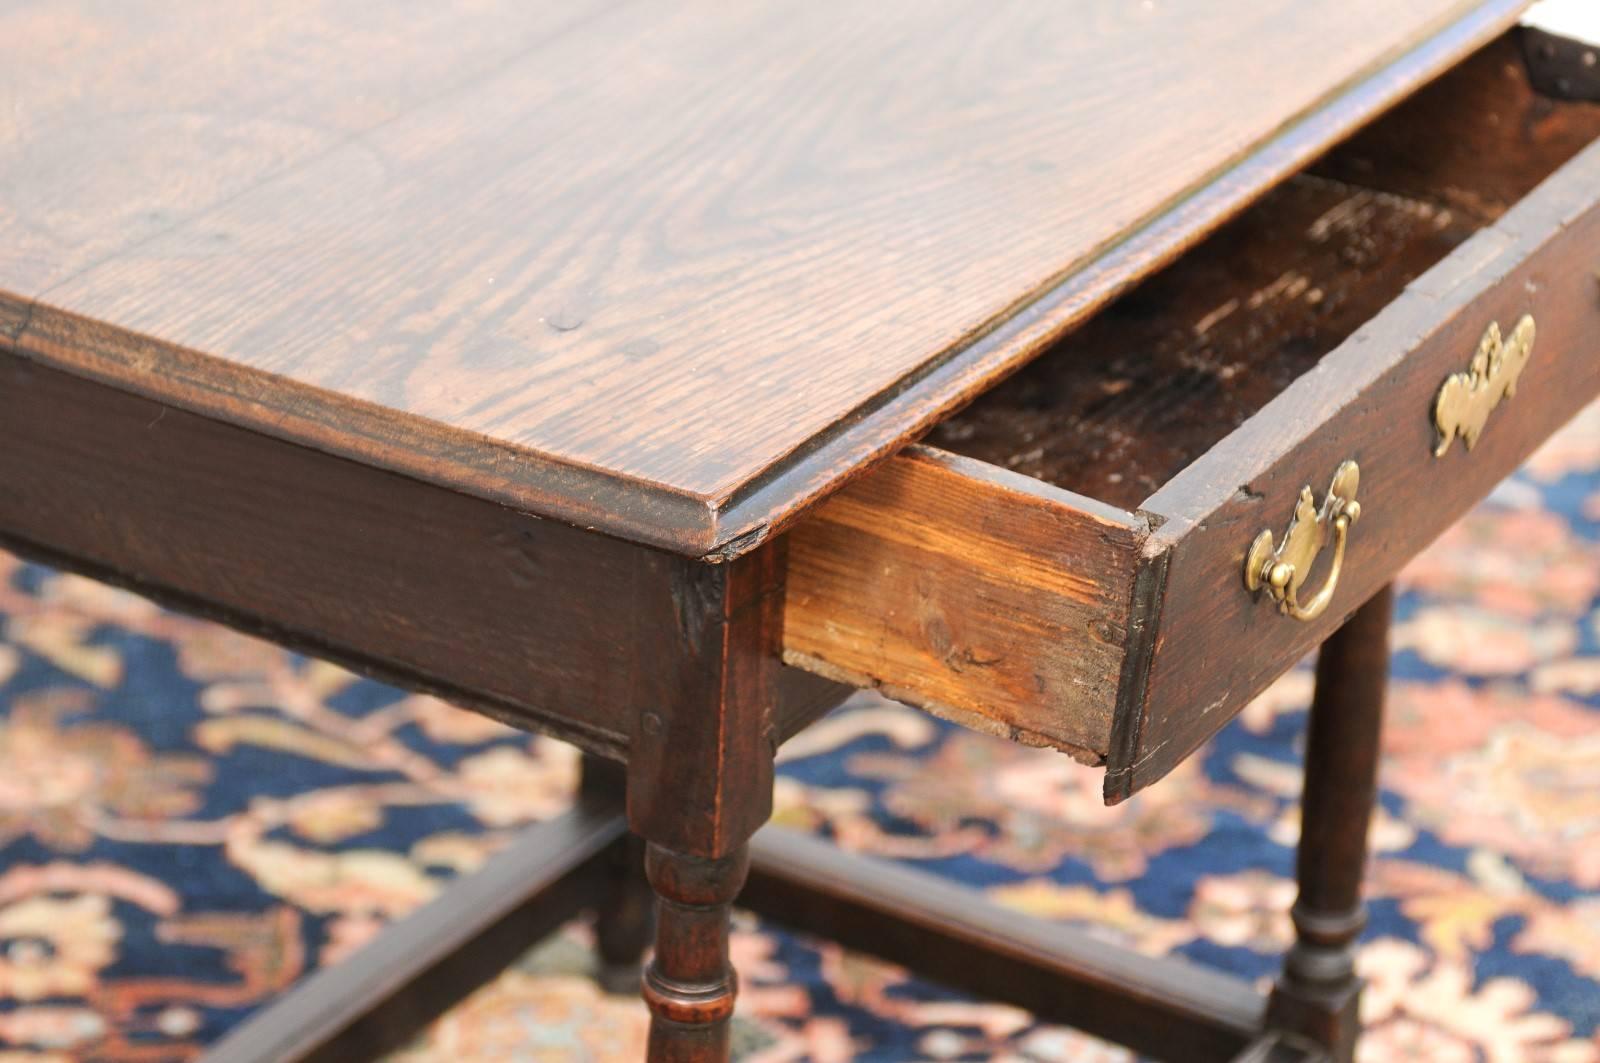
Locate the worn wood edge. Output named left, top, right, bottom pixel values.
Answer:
left=0, top=303, right=718, bottom=557
left=897, top=445, right=1146, bottom=526
left=0, top=529, right=630, bottom=761
left=778, top=649, right=1103, bottom=766
left=0, top=0, right=1526, bottom=561
left=1103, top=535, right=1172, bottom=804
left=203, top=800, right=628, bottom=1063
left=744, top=826, right=1264, bottom=1062
left=782, top=445, right=1145, bottom=758
left=789, top=444, right=1145, bottom=582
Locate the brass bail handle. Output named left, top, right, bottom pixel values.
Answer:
left=1243, top=460, right=1361, bottom=622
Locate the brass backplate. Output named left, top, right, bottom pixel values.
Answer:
left=1433, top=315, right=1536, bottom=457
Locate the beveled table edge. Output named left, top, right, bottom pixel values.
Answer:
left=0, top=0, right=1527, bottom=560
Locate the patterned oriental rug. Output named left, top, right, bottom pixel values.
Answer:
left=1, top=404, right=1598, bottom=1062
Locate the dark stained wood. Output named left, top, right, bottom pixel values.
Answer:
left=204, top=799, right=628, bottom=1063
left=743, top=827, right=1264, bottom=1063
left=0, top=0, right=1527, bottom=556
left=784, top=447, right=1144, bottom=759
left=6, top=13, right=1598, bottom=1062
left=617, top=546, right=791, bottom=1058
left=0, top=354, right=846, bottom=759
left=1114, top=134, right=1600, bottom=799
left=0, top=352, right=634, bottom=752
left=643, top=845, right=751, bottom=1063
left=624, top=547, right=788, bottom=859
left=1267, top=587, right=1393, bottom=1062
left=1521, top=25, right=1600, bottom=101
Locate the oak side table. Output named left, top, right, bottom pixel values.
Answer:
left=3, top=3, right=1598, bottom=1060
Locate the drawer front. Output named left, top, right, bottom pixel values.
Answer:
left=1115, top=138, right=1600, bottom=799
left=783, top=448, right=1146, bottom=760
left=784, top=138, right=1600, bottom=801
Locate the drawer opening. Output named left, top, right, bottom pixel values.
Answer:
left=784, top=29, right=1600, bottom=789
left=926, top=35, right=1600, bottom=512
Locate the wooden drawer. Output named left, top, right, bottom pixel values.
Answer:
left=782, top=38, right=1600, bottom=801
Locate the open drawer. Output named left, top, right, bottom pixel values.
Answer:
left=782, top=36, right=1600, bottom=802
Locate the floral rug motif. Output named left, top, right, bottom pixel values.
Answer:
left=1, top=403, right=1599, bottom=1061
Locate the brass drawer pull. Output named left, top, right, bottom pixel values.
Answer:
left=1243, top=460, right=1361, bottom=622
left=1432, top=315, right=1535, bottom=456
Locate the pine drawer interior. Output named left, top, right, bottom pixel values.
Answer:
left=931, top=35, right=1600, bottom=511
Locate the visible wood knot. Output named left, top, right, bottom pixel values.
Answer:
left=1087, top=618, right=1123, bottom=647
left=642, top=965, right=737, bottom=1025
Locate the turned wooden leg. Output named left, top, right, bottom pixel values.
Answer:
left=1267, top=584, right=1393, bottom=1061
left=642, top=843, right=751, bottom=1062
left=581, top=754, right=653, bottom=994
left=624, top=544, right=790, bottom=1061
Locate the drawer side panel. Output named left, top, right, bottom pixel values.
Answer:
left=784, top=446, right=1146, bottom=758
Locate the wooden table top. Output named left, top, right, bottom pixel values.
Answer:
left=0, top=0, right=1521, bottom=556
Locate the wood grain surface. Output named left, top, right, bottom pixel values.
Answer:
left=0, top=0, right=1525, bottom=555
left=784, top=447, right=1145, bottom=759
